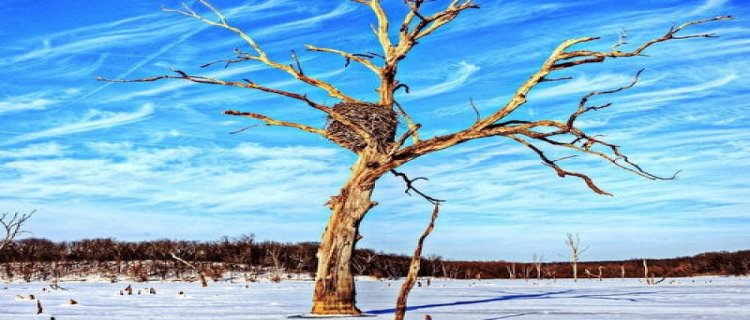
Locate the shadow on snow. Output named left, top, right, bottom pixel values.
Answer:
left=364, top=289, right=661, bottom=317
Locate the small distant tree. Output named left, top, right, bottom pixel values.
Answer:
left=522, top=264, right=533, bottom=282
left=506, top=263, right=516, bottom=280
left=1, top=210, right=34, bottom=252
left=532, top=254, right=544, bottom=280
left=291, top=244, right=314, bottom=277
left=101, top=0, right=731, bottom=314
left=565, top=233, right=588, bottom=282
left=352, top=251, right=378, bottom=276
left=426, top=254, right=443, bottom=278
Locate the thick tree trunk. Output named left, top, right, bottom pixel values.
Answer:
left=311, top=155, right=384, bottom=315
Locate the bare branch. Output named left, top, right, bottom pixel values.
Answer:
left=1, top=210, right=35, bottom=251
left=400, top=1, right=480, bottom=43
left=469, top=98, right=481, bottom=123
left=390, top=169, right=444, bottom=204
left=390, top=123, right=422, bottom=155
left=568, top=68, right=644, bottom=128
left=290, top=50, right=305, bottom=75
left=224, top=110, right=327, bottom=136
left=352, top=0, right=394, bottom=57
left=393, top=100, right=421, bottom=144
left=366, top=0, right=477, bottom=105
left=99, top=70, right=380, bottom=151
left=162, top=1, right=359, bottom=102
left=228, top=124, right=259, bottom=134
left=540, top=76, right=574, bottom=82
left=391, top=17, right=727, bottom=196
left=170, top=252, right=207, bottom=287
left=509, top=135, right=612, bottom=196
left=98, top=70, right=328, bottom=112
left=305, top=44, right=381, bottom=74
left=611, top=28, right=629, bottom=52
left=473, top=16, right=731, bottom=131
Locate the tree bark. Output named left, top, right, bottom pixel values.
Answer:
left=312, top=154, right=385, bottom=315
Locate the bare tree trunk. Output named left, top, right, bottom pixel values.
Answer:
left=395, top=204, right=439, bottom=320
left=312, top=155, right=384, bottom=315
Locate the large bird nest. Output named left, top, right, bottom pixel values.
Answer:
left=326, top=102, right=398, bottom=152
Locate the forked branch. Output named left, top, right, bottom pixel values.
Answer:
left=472, top=15, right=732, bottom=130
left=163, top=0, right=358, bottom=102
left=390, top=169, right=444, bottom=204
left=98, top=70, right=380, bottom=150
left=391, top=16, right=728, bottom=195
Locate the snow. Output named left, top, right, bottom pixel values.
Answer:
left=1, top=277, right=748, bottom=319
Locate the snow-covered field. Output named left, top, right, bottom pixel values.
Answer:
left=2, top=277, right=748, bottom=319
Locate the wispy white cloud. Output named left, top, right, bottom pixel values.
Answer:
left=686, top=0, right=729, bottom=16
left=0, top=142, right=348, bottom=231
left=403, top=61, right=480, bottom=100
left=0, top=143, right=67, bottom=159
left=254, top=3, right=356, bottom=37
left=611, top=73, right=739, bottom=114
left=0, top=104, right=155, bottom=147
left=442, top=2, right=582, bottom=34
left=0, top=89, right=84, bottom=115
left=0, top=95, right=55, bottom=115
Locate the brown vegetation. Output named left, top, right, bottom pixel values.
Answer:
left=1, top=237, right=747, bottom=282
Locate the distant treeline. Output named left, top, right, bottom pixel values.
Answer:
left=1, top=236, right=748, bottom=282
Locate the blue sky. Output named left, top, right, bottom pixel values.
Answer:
left=1, top=0, right=748, bottom=262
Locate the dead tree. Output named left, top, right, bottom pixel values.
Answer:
left=266, top=247, right=284, bottom=282
left=522, top=264, right=533, bottom=282
left=506, top=263, right=516, bottom=280
left=642, top=259, right=657, bottom=285
left=170, top=252, right=208, bottom=287
left=532, top=254, right=544, bottom=280
left=565, top=233, right=588, bottom=282
left=426, top=255, right=443, bottom=278
left=0, top=210, right=34, bottom=252
left=584, top=266, right=604, bottom=281
left=100, top=0, right=731, bottom=314
left=291, top=245, right=313, bottom=278
left=352, top=252, right=378, bottom=276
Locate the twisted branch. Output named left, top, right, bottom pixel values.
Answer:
left=390, top=169, right=444, bottom=204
